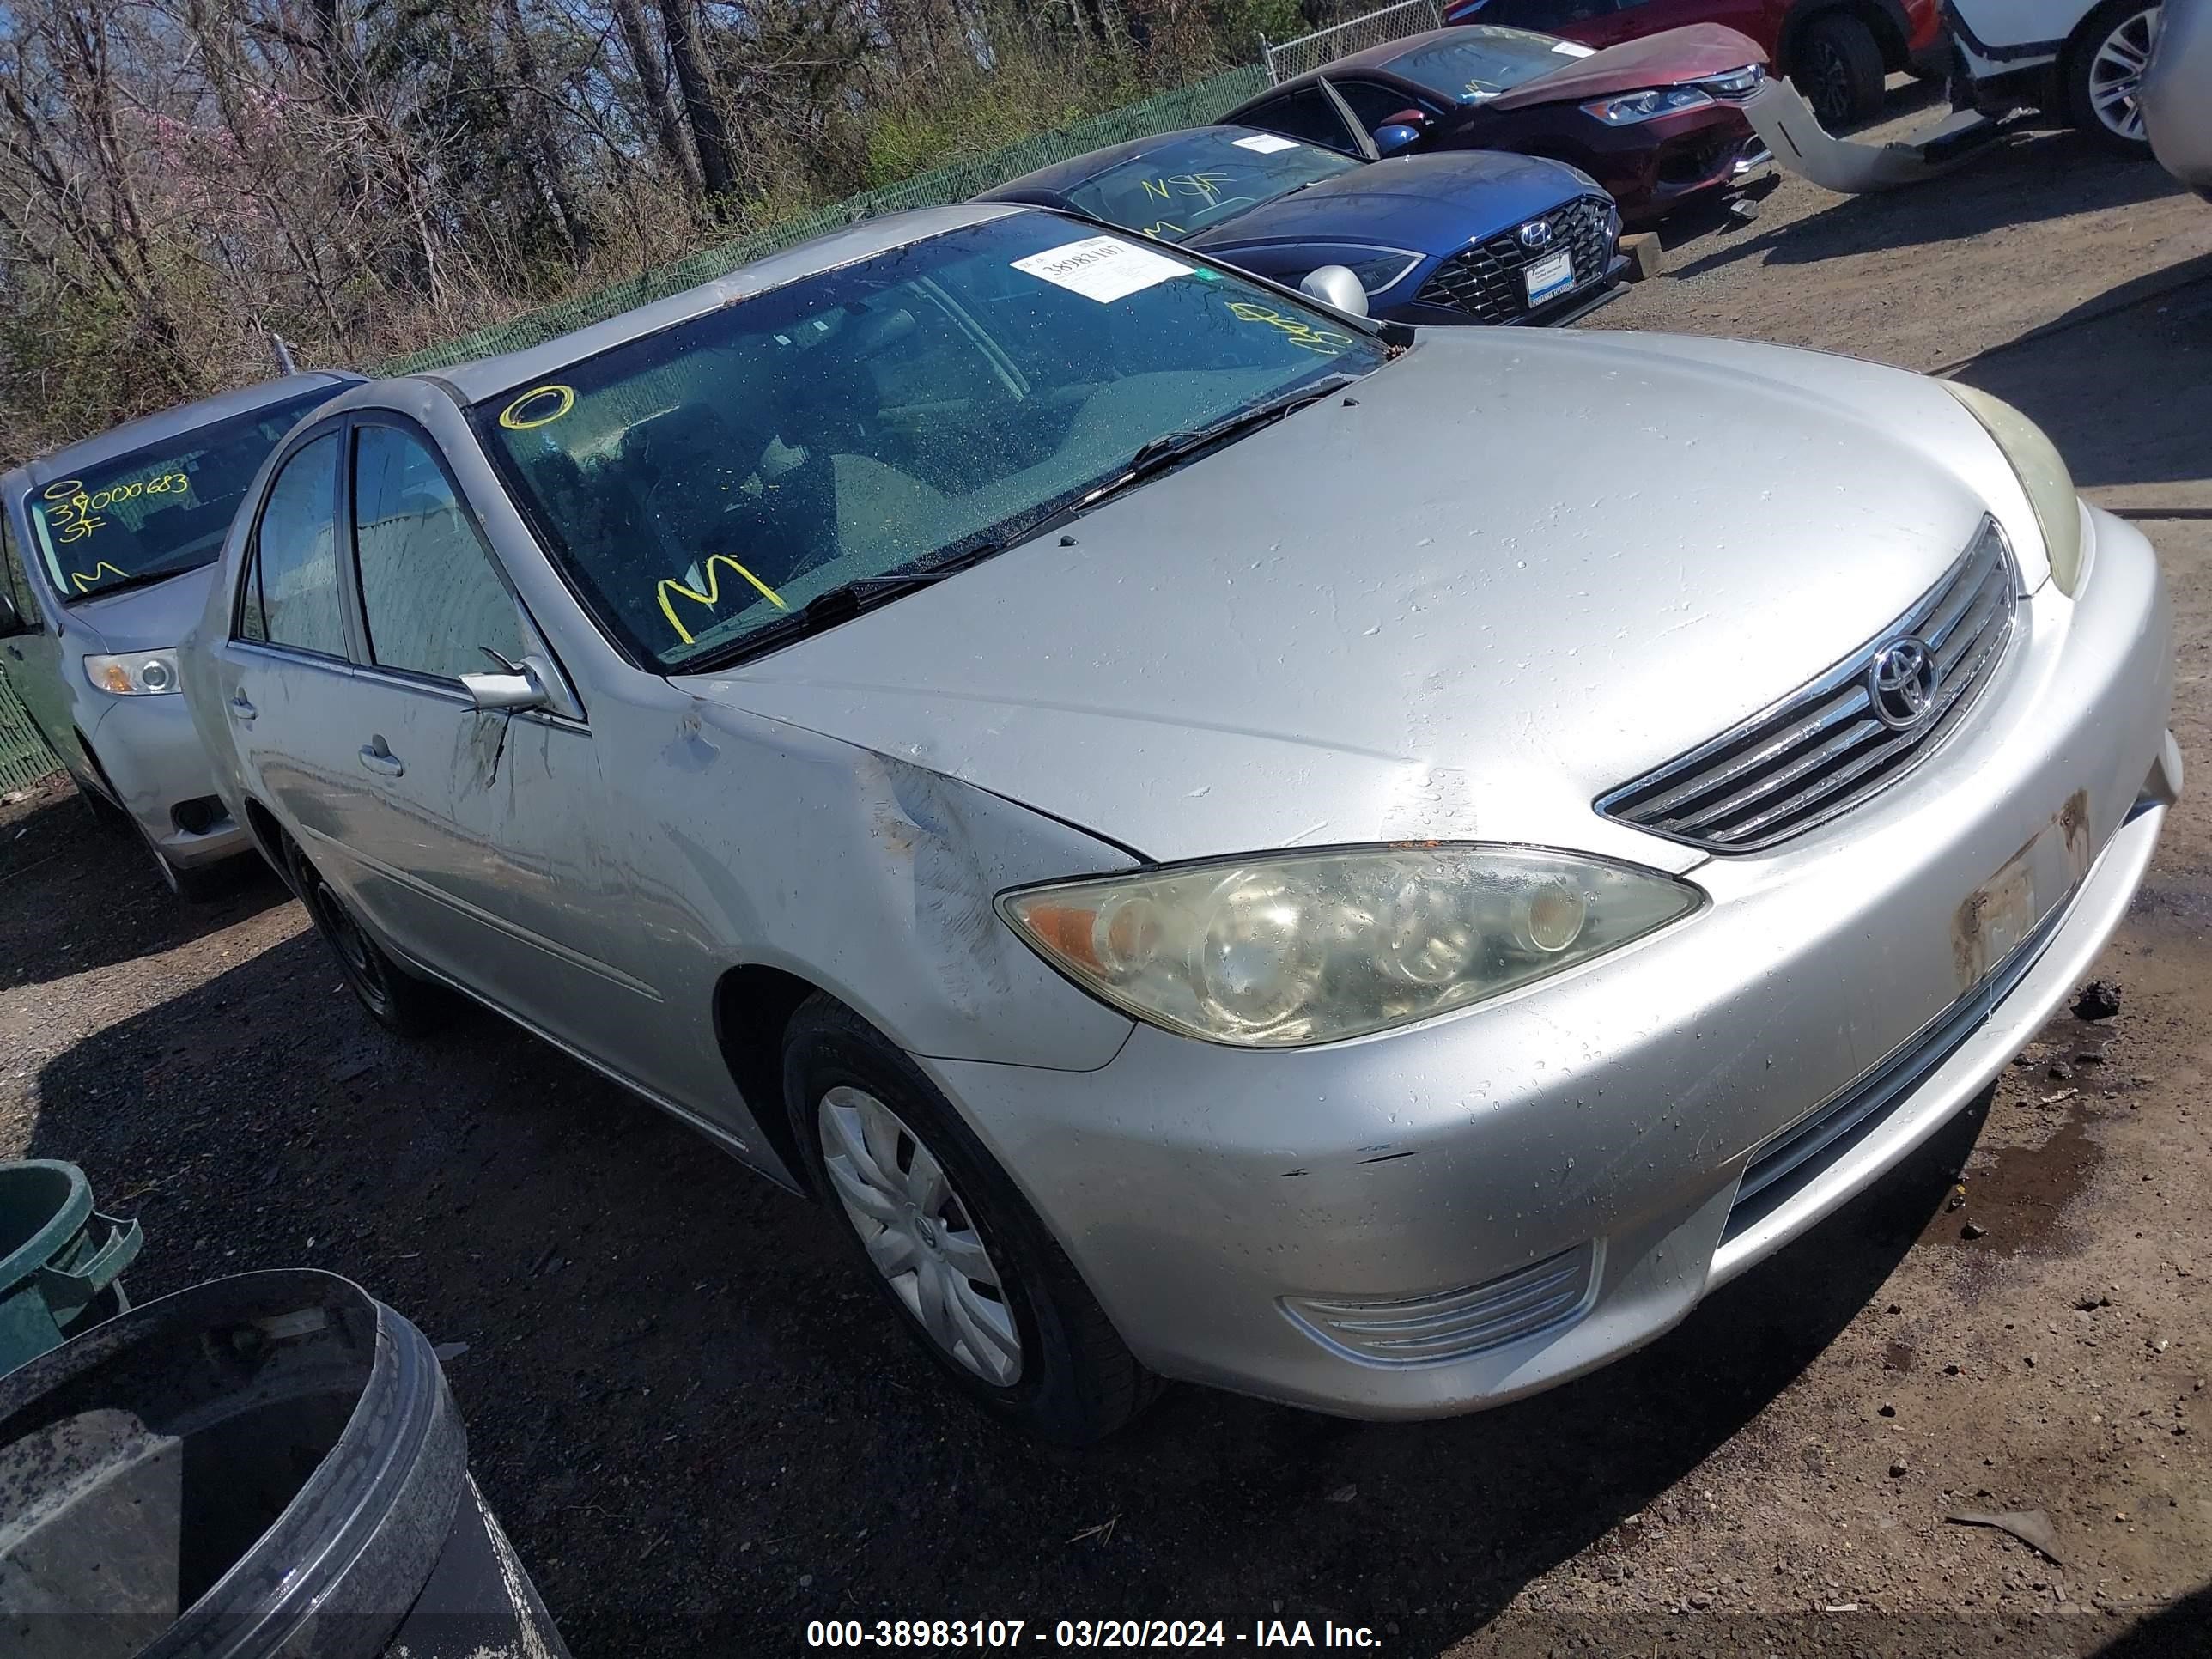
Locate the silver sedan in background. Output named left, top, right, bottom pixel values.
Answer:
left=184, top=205, right=2179, bottom=1441
left=2145, top=0, right=2212, bottom=198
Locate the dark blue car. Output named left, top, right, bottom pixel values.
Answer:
left=976, top=124, right=1630, bottom=327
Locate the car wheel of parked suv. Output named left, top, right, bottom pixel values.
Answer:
left=781, top=993, right=1158, bottom=1443
left=286, top=841, right=454, bottom=1036
left=1796, top=11, right=1887, bottom=130
left=2069, top=1, right=2160, bottom=155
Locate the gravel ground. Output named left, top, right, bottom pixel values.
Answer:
left=3, top=83, right=2209, bottom=1659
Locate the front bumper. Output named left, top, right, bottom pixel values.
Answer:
left=1583, top=106, right=1771, bottom=226
left=927, top=505, right=2177, bottom=1418
left=84, top=692, right=250, bottom=871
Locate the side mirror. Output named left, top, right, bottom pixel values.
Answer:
left=0, top=591, right=23, bottom=639
left=462, top=647, right=551, bottom=714
left=1372, top=111, right=1428, bottom=156
left=1299, top=265, right=1371, bottom=318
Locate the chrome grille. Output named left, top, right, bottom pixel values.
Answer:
left=1598, top=519, right=2019, bottom=854
left=1410, top=196, right=1617, bottom=325
left=1284, top=1243, right=1595, bottom=1365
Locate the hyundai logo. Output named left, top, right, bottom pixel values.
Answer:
left=1867, top=636, right=1939, bottom=731
left=1517, top=218, right=1553, bottom=250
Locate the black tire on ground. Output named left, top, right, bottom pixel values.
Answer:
left=1796, top=11, right=1887, bottom=130
left=284, top=839, right=454, bottom=1036
left=781, top=992, right=1159, bottom=1444
left=2066, top=0, right=2160, bottom=156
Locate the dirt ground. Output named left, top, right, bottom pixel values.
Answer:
left=3, top=83, right=2210, bottom=1658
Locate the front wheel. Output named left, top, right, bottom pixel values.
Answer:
left=1796, top=12, right=1887, bottom=130
left=782, top=994, right=1157, bottom=1443
left=286, top=842, right=453, bottom=1035
left=2068, top=2, right=2160, bottom=155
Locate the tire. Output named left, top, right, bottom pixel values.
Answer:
left=1796, top=11, right=1887, bottom=130
left=285, top=840, right=453, bottom=1036
left=2067, top=1, right=2160, bottom=155
left=782, top=994, right=1158, bottom=1443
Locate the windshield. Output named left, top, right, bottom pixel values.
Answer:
left=27, top=387, right=344, bottom=601
left=1383, top=27, right=1584, bottom=102
left=477, top=213, right=1389, bottom=671
left=1060, top=129, right=1362, bottom=242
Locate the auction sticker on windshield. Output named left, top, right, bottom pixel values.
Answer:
left=1233, top=132, right=1302, bottom=153
left=1013, top=235, right=1191, bottom=303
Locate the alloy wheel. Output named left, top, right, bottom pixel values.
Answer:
left=2087, top=9, right=2159, bottom=142
left=315, top=877, right=390, bottom=1005
left=1804, top=40, right=1854, bottom=128
left=817, top=1085, right=1023, bottom=1386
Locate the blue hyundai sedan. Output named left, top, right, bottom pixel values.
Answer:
left=976, top=124, right=1630, bottom=326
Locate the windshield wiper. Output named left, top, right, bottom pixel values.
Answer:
left=1110, top=372, right=1363, bottom=495
left=673, top=569, right=958, bottom=672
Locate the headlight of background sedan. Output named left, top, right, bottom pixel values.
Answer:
left=1000, top=845, right=1703, bottom=1048
left=1580, top=87, right=1714, bottom=125
left=1942, top=382, right=2086, bottom=596
left=84, top=648, right=181, bottom=696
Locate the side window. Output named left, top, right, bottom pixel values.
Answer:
left=1241, top=88, right=1358, bottom=153
left=252, top=433, right=347, bottom=656
left=1334, top=79, right=1446, bottom=130
left=352, top=424, right=526, bottom=681
left=0, top=514, right=42, bottom=628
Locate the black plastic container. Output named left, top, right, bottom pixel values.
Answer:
left=0, top=1268, right=568, bottom=1659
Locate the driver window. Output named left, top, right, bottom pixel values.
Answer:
left=0, top=517, right=42, bottom=628
left=353, top=425, right=526, bottom=682
left=1242, top=87, right=1358, bottom=153
left=1333, top=80, right=1444, bottom=130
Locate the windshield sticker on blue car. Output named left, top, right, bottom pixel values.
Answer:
left=1553, top=40, right=1595, bottom=55
left=1233, top=133, right=1301, bottom=154
left=1012, top=236, right=1192, bottom=303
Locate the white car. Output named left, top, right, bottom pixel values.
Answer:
left=1948, top=0, right=2163, bottom=153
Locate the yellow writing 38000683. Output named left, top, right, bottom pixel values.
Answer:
left=657, top=555, right=787, bottom=645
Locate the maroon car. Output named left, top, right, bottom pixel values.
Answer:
left=1224, top=23, right=1775, bottom=227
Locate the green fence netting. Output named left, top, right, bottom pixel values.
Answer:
left=0, top=678, right=58, bottom=792
left=380, top=64, right=1272, bottom=377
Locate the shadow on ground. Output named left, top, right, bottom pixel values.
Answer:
left=1667, top=127, right=2187, bottom=283
left=0, top=781, right=287, bottom=990
left=28, top=911, right=1990, bottom=1651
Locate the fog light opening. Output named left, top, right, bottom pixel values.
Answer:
left=171, top=796, right=225, bottom=836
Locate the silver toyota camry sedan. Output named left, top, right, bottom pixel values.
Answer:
left=183, top=204, right=2179, bottom=1442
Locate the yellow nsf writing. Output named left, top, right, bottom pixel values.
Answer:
left=70, top=561, right=129, bottom=592
left=41, top=471, right=190, bottom=543
left=1225, top=301, right=1355, bottom=356
left=1138, top=170, right=1234, bottom=204
left=657, top=554, right=787, bottom=645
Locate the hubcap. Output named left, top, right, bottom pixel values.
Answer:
left=817, top=1085, right=1023, bottom=1386
left=317, top=879, right=384, bottom=995
left=2089, top=9, right=2159, bottom=140
left=1807, top=42, right=1851, bottom=124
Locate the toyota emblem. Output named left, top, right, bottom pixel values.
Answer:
left=1867, top=636, right=1939, bottom=731
left=1517, top=218, right=1553, bottom=250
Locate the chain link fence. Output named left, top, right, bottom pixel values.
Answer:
left=0, top=678, right=58, bottom=792
left=1260, top=0, right=1443, bottom=85
left=381, top=64, right=1272, bottom=378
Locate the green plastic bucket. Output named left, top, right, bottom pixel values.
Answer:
left=0, top=1159, right=142, bottom=1376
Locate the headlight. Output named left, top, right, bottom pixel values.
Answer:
left=1580, top=87, right=1714, bottom=125
left=84, top=649, right=181, bottom=696
left=1000, top=845, right=1703, bottom=1048
left=1941, top=382, right=2085, bottom=596
left=1332, top=250, right=1425, bottom=295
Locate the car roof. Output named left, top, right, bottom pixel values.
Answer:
left=16, top=372, right=362, bottom=491
left=425, top=203, right=1029, bottom=405
left=1245, top=23, right=1503, bottom=94
left=979, top=125, right=1282, bottom=200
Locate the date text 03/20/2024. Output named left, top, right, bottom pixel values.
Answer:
left=805, top=1619, right=1386, bottom=1649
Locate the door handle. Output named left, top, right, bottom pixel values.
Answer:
left=228, top=692, right=257, bottom=724
left=357, top=738, right=404, bottom=779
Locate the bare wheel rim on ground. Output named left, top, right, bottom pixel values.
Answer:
left=817, top=1085, right=1023, bottom=1386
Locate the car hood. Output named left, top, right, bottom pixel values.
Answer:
left=1489, top=24, right=1768, bottom=108
left=1189, top=151, right=1593, bottom=258
left=686, top=329, right=2025, bottom=869
left=62, top=562, right=219, bottom=653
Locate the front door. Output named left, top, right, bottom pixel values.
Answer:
left=0, top=511, right=84, bottom=776
left=312, top=418, right=650, bottom=1057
